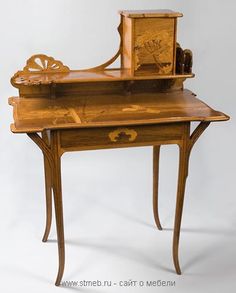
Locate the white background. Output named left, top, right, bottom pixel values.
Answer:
left=0, top=1, right=235, bottom=292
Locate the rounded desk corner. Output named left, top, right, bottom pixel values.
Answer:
left=223, top=113, right=230, bottom=121
left=10, top=123, right=17, bottom=133
left=8, top=96, right=16, bottom=106
left=10, top=72, right=22, bottom=89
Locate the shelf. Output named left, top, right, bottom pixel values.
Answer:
left=12, top=68, right=194, bottom=87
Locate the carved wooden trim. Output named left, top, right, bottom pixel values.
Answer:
left=109, top=128, right=137, bottom=142
left=27, top=133, right=54, bottom=170
left=23, top=54, right=70, bottom=73
left=189, top=121, right=210, bottom=152
left=11, top=55, right=70, bottom=87
left=176, top=43, right=193, bottom=74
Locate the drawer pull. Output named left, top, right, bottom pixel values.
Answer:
left=109, top=128, right=137, bottom=142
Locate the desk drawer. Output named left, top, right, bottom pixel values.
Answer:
left=60, top=123, right=185, bottom=152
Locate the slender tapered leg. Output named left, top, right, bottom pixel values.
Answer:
left=172, top=142, right=190, bottom=275
left=153, top=145, right=162, bottom=230
left=42, top=131, right=52, bottom=242
left=172, top=122, right=210, bottom=275
left=27, top=131, right=66, bottom=286
left=51, top=131, right=65, bottom=286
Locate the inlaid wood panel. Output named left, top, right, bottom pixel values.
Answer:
left=134, top=18, right=175, bottom=75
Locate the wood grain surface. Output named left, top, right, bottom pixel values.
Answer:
left=119, top=10, right=183, bottom=18
left=9, top=89, right=229, bottom=133
left=11, top=68, right=194, bottom=87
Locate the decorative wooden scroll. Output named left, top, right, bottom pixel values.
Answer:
left=84, top=19, right=123, bottom=71
left=10, top=54, right=70, bottom=87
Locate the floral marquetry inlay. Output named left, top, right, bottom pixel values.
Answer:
left=109, top=128, right=138, bottom=142
left=122, top=104, right=161, bottom=114
left=23, top=54, right=70, bottom=73
left=134, top=31, right=173, bottom=74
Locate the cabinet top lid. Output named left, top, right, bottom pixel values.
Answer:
left=119, top=9, right=183, bottom=18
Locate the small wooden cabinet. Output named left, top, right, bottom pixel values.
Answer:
left=120, top=10, right=182, bottom=76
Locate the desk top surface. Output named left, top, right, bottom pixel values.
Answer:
left=9, top=89, right=229, bottom=133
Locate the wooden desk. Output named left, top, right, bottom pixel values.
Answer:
left=9, top=9, right=229, bottom=286
left=9, top=86, right=228, bottom=285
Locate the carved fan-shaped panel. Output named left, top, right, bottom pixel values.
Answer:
left=23, top=54, right=70, bottom=73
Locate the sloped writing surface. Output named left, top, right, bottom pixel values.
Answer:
left=9, top=89, right=229, bottom=133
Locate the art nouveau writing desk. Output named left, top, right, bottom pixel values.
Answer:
left=9, top=10, right=229, bottom=286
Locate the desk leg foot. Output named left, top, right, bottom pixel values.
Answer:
left=42, top=131, right=52, bottom=242
left=153, top=146, right=162, bottom=230
left=173, top=144, right=189, bottom=275
left=52, top=132, right=65, bottom=286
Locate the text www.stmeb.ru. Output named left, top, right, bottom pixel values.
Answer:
left=61, top=279, right=176, bottom=288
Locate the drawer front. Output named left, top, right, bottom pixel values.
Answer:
left=60, top=123, right=185, bottom=152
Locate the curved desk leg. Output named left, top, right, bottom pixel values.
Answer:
left=51, top=131, right=65, bottom=286
left=27, top=132, right=65, bottom=286
left=172, top=122, right=210, bottom=275
left=173, top=143, right=189, bottom=274
left=153, top=145, right=162, bottom=230
left=42, top=131, right=52, bottom=242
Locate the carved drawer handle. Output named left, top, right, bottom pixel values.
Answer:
left=109, top=128, right=137, bottom=142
